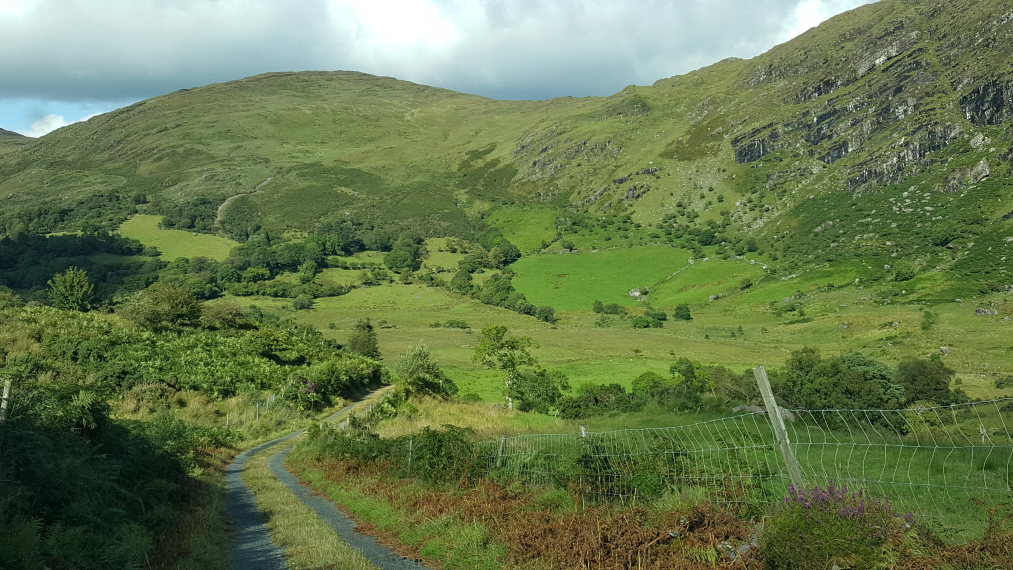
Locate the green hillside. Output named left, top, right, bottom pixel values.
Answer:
left=0, top=0, right=1010, bottom=290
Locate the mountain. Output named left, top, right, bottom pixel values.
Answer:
left=0, top=127, right=30, bottom=157
left=1, top=0, right=1011, bottom=285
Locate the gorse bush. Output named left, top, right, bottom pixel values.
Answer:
left=761, top=482, right=911, bottom=569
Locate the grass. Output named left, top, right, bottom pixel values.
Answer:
left=422, top=237, right=466, bottom=271
left=287, top=459, right=511, bottom=570
left=220, top=271, right=1013, bottom=406
left=156, top=475, right=232, bottom=570
left=118, top=214, right=239, bottom=260
left=511, top=246, right=692, bottom=310
left=244, top=449, right=380, bottom=570
left=316, top=267, right=363, bottom=286
left=647, top=258, right=767, bottom=306
left=486, top=206, right=558, bottom=253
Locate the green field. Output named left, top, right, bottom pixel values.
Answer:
left=511, top=246, right=692, bottom=310
left=118, top=214, right=239, bottom=260
left=647, top=258, right=768, bottom=306
left=487, top=206, right=557, bottom=253
left=218, top=262, right=1013, bottom=404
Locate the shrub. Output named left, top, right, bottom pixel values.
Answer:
left=601, top=303, right=625, bottom=315
left=47, top=267, right=94, bottom=311
left=673, top=304, right=692, bottom=320
left=394, top=344, right=458, bottom=399
left=120, top=281, right=201, bottom=331
left=347, top=318, right=380, bottom=358
left=761, top=482, right=911, bottom=569
left=534, top=305, right=557, bottom=323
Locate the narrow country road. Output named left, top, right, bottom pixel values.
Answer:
left=226, top=387, right=429, bottom=570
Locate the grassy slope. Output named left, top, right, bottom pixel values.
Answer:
left=119, top=214, right=239, bottom=260
left=511, top=246, right=692, bottom=309
left=220, top=269, right=1013, bottom=403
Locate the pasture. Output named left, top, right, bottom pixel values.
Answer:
left=118, top=214, right=239, bottom=260
left=510, top=246, right=691, bottom=310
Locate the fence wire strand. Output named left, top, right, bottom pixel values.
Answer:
left=473, top=399, right=1013, bottom=530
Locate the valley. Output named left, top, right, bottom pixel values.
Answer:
left=2, top=0, right=1013, bottom=567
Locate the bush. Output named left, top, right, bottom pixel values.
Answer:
left=534, top=305, right=557, bottom=323
left=120, top=281, right=202, bottom=331
left=558, top=383, right=637, bottom=419
left=394, top=344, right=458, bottom=399
left=673, top=304, right=692, bottom=320
left=601, top=303, right=625, bottom=315
left=761, top=482, right=911, bottom=569
left=630, top=315, right=655, bottom=328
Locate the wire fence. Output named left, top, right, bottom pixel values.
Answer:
left=472, top=398, right=1013, bottom=532
left=333, top=373, right=1013, bottom=534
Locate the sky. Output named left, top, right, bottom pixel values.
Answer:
left=0, top=0, right=875, bottom=137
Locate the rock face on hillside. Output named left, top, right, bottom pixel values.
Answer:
left=0, top=0, right=1011, bottom=286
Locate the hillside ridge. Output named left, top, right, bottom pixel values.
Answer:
left=0, top=0, right=1011, bottom=285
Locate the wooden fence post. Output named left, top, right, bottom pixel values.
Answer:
left=407, top=437, right=414, bottom=472
left=0, top=377, right=11, bottom=422
left=496, top=436, right=507, bottom=468
left=753, top=366, right=805, bottom=490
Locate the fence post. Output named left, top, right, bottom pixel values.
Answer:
left=407, top=437, right=414, bottom=472
left=0, top=377, right=11, bottom=422
left=496, top=436, right=507, bottom=468
left=753, top=366, right=805, bottom=490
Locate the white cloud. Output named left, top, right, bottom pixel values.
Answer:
left=779, top=0, right=874, bottom=43
left=0, top=0, right=877, bottom=133
left=24, top=111, right=104, bottom=137
left=27, top=113, right=68, bottom=137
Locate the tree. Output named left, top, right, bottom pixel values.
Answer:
left=298, top=260, right=318, bottom=284
left=384, top=236, right=424, bottom=272
left=895, top=356, right=958, bottom=404
left=121, top=281, right=202, bottom=331
left=473, top=325, right=536, bottom=409
left=347, top=318, right=380, bottom=359
left=508, top=367, right=569, bottom=413
left=775, top=348, right=905, bottom=412
left=673, top=304, right=692, bottom=320
left=450, top=270, right=474, bottom=294
left=534, top=305, right=557, bottom=323
left=395, top=344, right=458, bottom=398
left=47, top=267, right=94, bottom=311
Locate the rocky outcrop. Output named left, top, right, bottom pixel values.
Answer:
left=847, top=124, right=963, bottom=191
left=961, top=79, right=1013, bottom=125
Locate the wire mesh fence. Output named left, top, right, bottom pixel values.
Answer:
left=469, top=398, right=1013, bottom=532
left=330, top=375, right=1013, bottom=533
left=788, top=399, right=1013, bottom=526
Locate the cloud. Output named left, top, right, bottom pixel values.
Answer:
left=26, top=113, right=68, bottom=137
left=0, top=0, right=875, bottom=105
left=23, top=110, right=105, bottom=137
left=779, top=0, right=873, bottom=43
